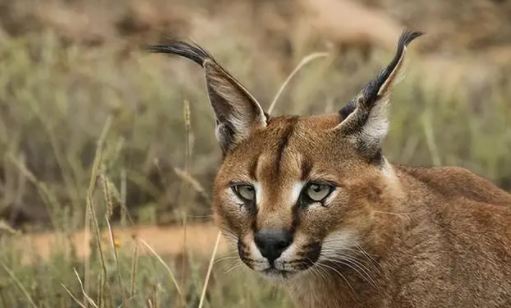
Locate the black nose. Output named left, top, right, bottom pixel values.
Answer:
left=254, top=229, right=293, bottom=263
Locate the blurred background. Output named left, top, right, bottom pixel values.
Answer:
left=0, top=0, right=510, bottom=307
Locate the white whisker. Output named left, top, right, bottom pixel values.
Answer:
left=214, top=255, right=240, bottom=265
left=323, top=256, right=379, bottom=289
left=316, top=262, right=356, bottom=295
left=225, top=263, right=243, bottom=274
left=356, top=244, right=379, bottom=267
left=307, top=258, right=328, bottom=283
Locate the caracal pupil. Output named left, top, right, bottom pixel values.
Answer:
left=148, top=31, right=511, bottom=308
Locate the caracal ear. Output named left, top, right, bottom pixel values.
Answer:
left=334, top=30, right=423, bottom=162
left=146, top=41, right=268, bottom=154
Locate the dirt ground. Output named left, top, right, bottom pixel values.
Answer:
left=17, top=222, right=231, bottom=265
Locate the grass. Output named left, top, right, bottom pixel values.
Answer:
left=0, top=22, right=511, bottom=308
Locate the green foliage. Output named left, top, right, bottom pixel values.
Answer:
left=0, top=235, right=292, bottom=308
left=0, top=25, right=510, bottom=307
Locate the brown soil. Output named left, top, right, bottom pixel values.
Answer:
left=16, top=222, right=231, bottom=265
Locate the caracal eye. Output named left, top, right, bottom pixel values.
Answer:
left=305, top=183, right=333, bottom=202
left=233, top=184, right=255, bottom=202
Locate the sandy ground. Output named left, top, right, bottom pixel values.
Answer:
left=14, top=222, right=231, bottom=265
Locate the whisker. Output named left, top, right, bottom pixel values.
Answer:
left=355, top=244, right=379, bottom=267
left=220, top=231, right=238, bottom=239
left=323, top=257, right=369, bottom=284
left=306, top=258, right=328, bottom=283
left=316, top=262, right=356, bottom=295
left=218, top=249, right=239, bottom=256
left=218, top=259, right=240, bottom=273
left=321, top=247, right=369, bottom=256
left=324, top=248, right=380, bottom=274
left=320, top=246, right=380, bottom=270
left=220, top=236, right=238, bottom=246
left=214, top=255, right=240, bottom=265
left=321, top=256, right=379, bottom=289
left=314, top=265, right=344, bottom=308
left=218, top=227, right=239, bottom=242
left=315, top=266, right=329, bottom=283
left=320, top=243, right=377, bottom=258
left=224, top=263, right=244, bottom=274
left=320, top=246, right=379, bottom=280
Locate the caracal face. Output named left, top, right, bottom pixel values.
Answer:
left=147, top=30, right=422, bottom=281
left=212, top=114, right=389, bottom=280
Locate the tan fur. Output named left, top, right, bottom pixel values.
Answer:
left=149, top=31, right=511, bottom=308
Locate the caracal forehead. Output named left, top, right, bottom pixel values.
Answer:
left=220, top=114, right=350, bottom=182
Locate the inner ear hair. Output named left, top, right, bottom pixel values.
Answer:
left=146, top=40, right=268, bottom=154
left=335, top=30, right=424, bottom=159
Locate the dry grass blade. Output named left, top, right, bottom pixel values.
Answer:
left=73, top=268, right=100, bottom=308
left=173, top=167, right=210, bottom=202
left=421, top=111, right=442, bottom=166
left=120, top=168, right=135, bottom=226
left=198, top=231, right=222, bottom=308
left=179, top=100, right=193, bottom=301
left=268, top=52, right=330, bottom=115
left=84, top=116, right=113, bottom=305
left=61, top=284, right=87, bottom=308
left=152, top=284, right=161, bottom=308
left=105, top=213, right=126, bottom=306
left=131, top=238, right=139, bottom=298
left=180, top=213, right=188, bottom=307
left=1, top=262, right=38, bottom=308
left=8, top=154, right=59, bottom=228
left=0, top=220, right=20, bottom=235
left=183, top=100, right=193, bottom=172
left=97, top=274, right=104, bottom=308
left=139, top=239, right=185, bottom=305
left=101, top=172, right=115, bottom=219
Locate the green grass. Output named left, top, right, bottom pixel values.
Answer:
left=0, top=234, right=292, bottom=308
left=0, top=26, right=511, bottom=307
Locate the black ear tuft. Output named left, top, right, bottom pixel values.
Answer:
left=145, top=41, right=213, bottom=67
left=399, top=30, right=424, bottom=47
left=338, top=30, right=424, bottom=122
left=334, top=30, right=423, bottom=161
left=361, top=30, right=424, bottom=111
left=147, top=40, right=268, bottom=154
left=339, top=100, right=356, bottom=121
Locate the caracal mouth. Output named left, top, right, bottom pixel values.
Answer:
left=258, top=267, right=299, bottom=282
left=262, top=267, right=295, bottom=278
left=251, top=261, right=316, bottom=281
left=237, top=240, right=321, bottom=280
left=238, top=257, right=304, bottom=280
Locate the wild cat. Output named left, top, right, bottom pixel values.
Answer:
left=147, top=30, right=511, bottom=308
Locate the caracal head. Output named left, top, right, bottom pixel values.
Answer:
left=147, top=30, right=423, bottom=280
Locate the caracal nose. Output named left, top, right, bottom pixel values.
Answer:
left=254, top=228, right=293, bottom=263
